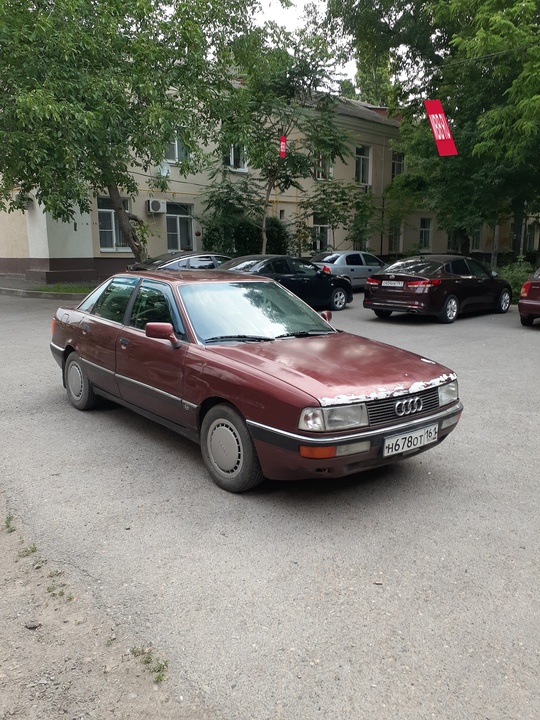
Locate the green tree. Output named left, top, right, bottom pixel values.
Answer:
left=216, top=23, right=351, bottom=254
left=0, top=0, right=254, bottom=262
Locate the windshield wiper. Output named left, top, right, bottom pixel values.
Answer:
left=275, top=329, right=335, bottom=339
left=204, top=334, right=274, bottom=344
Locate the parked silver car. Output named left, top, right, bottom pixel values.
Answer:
left=310, top=250, right=386, bottom=289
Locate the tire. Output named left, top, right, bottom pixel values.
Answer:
left=520, top=315, right=534, bottom=326
left=497, top=288, right=511, bottom=313
left=438, top=295, right=459, bottom=324
left=374, top=310, right=392, bottom=319
left=200, top=404, right=264, bottom=493
left=64, top=352, right=98, bottom=410
left=329, top=287, right=347, bottom=311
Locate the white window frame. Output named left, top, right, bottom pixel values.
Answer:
left=166, top=203, right=193, bottom=251
left=314, top=154, right=333, bottom=181
left=471, top=229, right=481, bottom=251
left=165, top=138, right=189, bottom=164
left=98, top=197, right=130, bottom=253
left=391, top=151, right=405, bottom=179
left=227, top=144, right=248, bottom=172
left=419, top=217, right=432, bottom=250
left=355, top=145, right=371, bottom=185
left=312, top=214, right=331, bottom=251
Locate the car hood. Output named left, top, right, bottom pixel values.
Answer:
left=207, top=332, right=456, bottom=406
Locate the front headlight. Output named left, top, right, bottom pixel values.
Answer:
left=298, top=404, right=368, bottom=432
left=438, top=380, right=459, bottom=406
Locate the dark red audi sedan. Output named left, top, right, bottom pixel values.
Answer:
left=518, top=267, right=540, bottom=326
left=364, top=255, right=512, bottom=323
left=50, top=270, right=462, bottom=492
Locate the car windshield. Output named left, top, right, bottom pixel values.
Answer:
left=383, top=258, right=443, bottom=276
left=179, top=281, right=335, bottom=343
left=311, top=253, right=338, bottom=264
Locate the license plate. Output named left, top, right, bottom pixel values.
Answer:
left=382, top=280, right=403, bottom=287
left=383, top=424, right=438, bottom=457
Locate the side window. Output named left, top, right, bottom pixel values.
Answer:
left=466, top=258, right=490, bottom=277
left=129, top=282, right=183, bottom=333
left=92, top=278, right=137, bottom=323
left=164, top=258, right=189, bottom=270
left=189, top=256, right=215, bottom=269
left=450, top=259, right=470, bottom=275
left=363, top=253, right=382, bottom=266
left=289, top=258, right=318, bottom=277
left=346, top=254, right=363, bottom=266
left=268, top=258, right=291, bottom=274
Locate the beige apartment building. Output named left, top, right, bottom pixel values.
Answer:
left=0, top=99, right=524, bottom=284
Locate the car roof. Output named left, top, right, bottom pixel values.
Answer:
left=121, top=269, right=276, bottom=286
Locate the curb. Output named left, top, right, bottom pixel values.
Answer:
left=0, top=287, right=86, bottom=300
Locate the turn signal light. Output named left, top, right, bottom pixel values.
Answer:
left=299, top=445, right=336, bottom=459
left=520, top=281, right=531, bottom=298
left=322, top=265, right=332, bottom=274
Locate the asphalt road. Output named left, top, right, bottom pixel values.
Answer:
left=1, top=293, right=538, bottom=720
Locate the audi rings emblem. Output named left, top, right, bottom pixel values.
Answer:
left=395, top=397, right=423, bottom=416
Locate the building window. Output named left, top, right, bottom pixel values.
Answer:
left=419, top=218, right=432, bottom=249
left=355, top=145, right=370, bottom=185
left=225, top=145, right=247, bottom=171
left=311, top=214, right=330, bottom=251
left=391, top=151, right=405, bottom=179
left=166, top=203, right=193, bottom=251
left=165, top=138, right=189, bottom=164
left=388, top=221, right=402, bottom=253
left=471, top=229, right=481, bottom=251
left=98, top=197, right=130, bottom=252
left=314, top=154, right=333, bottom=180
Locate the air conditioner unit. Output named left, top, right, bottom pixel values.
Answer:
left=146, top=199, right=167, bottom=214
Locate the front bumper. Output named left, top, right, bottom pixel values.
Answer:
left=248, top=401, right=463, bottom=481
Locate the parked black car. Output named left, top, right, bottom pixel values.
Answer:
left=218, top=255, right=354, bottom=310
left=363, top=255, right=512, bottom=323
left=127, top=250, right=231, bottom=272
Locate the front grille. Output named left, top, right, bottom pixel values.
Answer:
left=366, top=387, right=440, bottom=427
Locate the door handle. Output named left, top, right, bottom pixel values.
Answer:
left=119, top=338, right=129, bottom=348
left=81, top=323, right=90, bottom=334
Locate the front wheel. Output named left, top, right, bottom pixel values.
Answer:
left=200, top=404, right=264, bottom=493
left=329, top=287, right=347, bottom=311
left=438, top=295, right=459, bottom=324
left=64, top=352, right=98, bottom=410
left=374, top=310, right=392, bottom=319
left=497, top=289, right=511, bottom=313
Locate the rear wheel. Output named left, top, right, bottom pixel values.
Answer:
left=520, top=315, right=534, bottom=326
left=438, top=295, right=459, bottom=324
left=497, top=288, right=511, bottom=313
left=329, top=287, right=347, bottom=311
left=374, top=310, right=392, bottom=319
left=200, top=404, right=264, bottom=493
left=65, top=352, right=98, bottom=410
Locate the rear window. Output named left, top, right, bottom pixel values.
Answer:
left=384, top=259, right=443, bottom=276
left=311, top=253, right=339, bottom=264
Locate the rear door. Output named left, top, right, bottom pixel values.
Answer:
left=342, top=253, right=364, bottom=288
left=465, top=258, right=500, bottom=308
left=75, top=276, right=138, bottom=396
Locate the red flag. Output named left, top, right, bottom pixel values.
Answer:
left=424, top=100, right=458, bottom=156
left=279, top=135, right=286, bottom=158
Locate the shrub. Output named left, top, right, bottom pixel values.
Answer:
left=497, top=259, right=535, bottom=302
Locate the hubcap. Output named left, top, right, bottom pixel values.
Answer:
left=67, top=363, right=83, bottom=400
left=501, top=293, right=510, bottom=311
left=447, top=299, right=458, bottom=320
left=208, top=420, right=243, bottom=476
left=334, top=291, right=346, bottom=309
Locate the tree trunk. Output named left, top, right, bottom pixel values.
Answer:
left=107, top=183, right=144, bottom=263
left=261, top=179, right=276, bottom=255
left=490, top=223, right=499, bottom=270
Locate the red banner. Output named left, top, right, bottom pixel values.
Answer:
left=279, top=135, right=286, bottom=158
left=424, top=100, right=458, bottom=156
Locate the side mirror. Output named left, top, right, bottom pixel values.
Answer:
left=320, top=310, right=333, bottom=323
left=146, top=322, right=182, bottom=349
